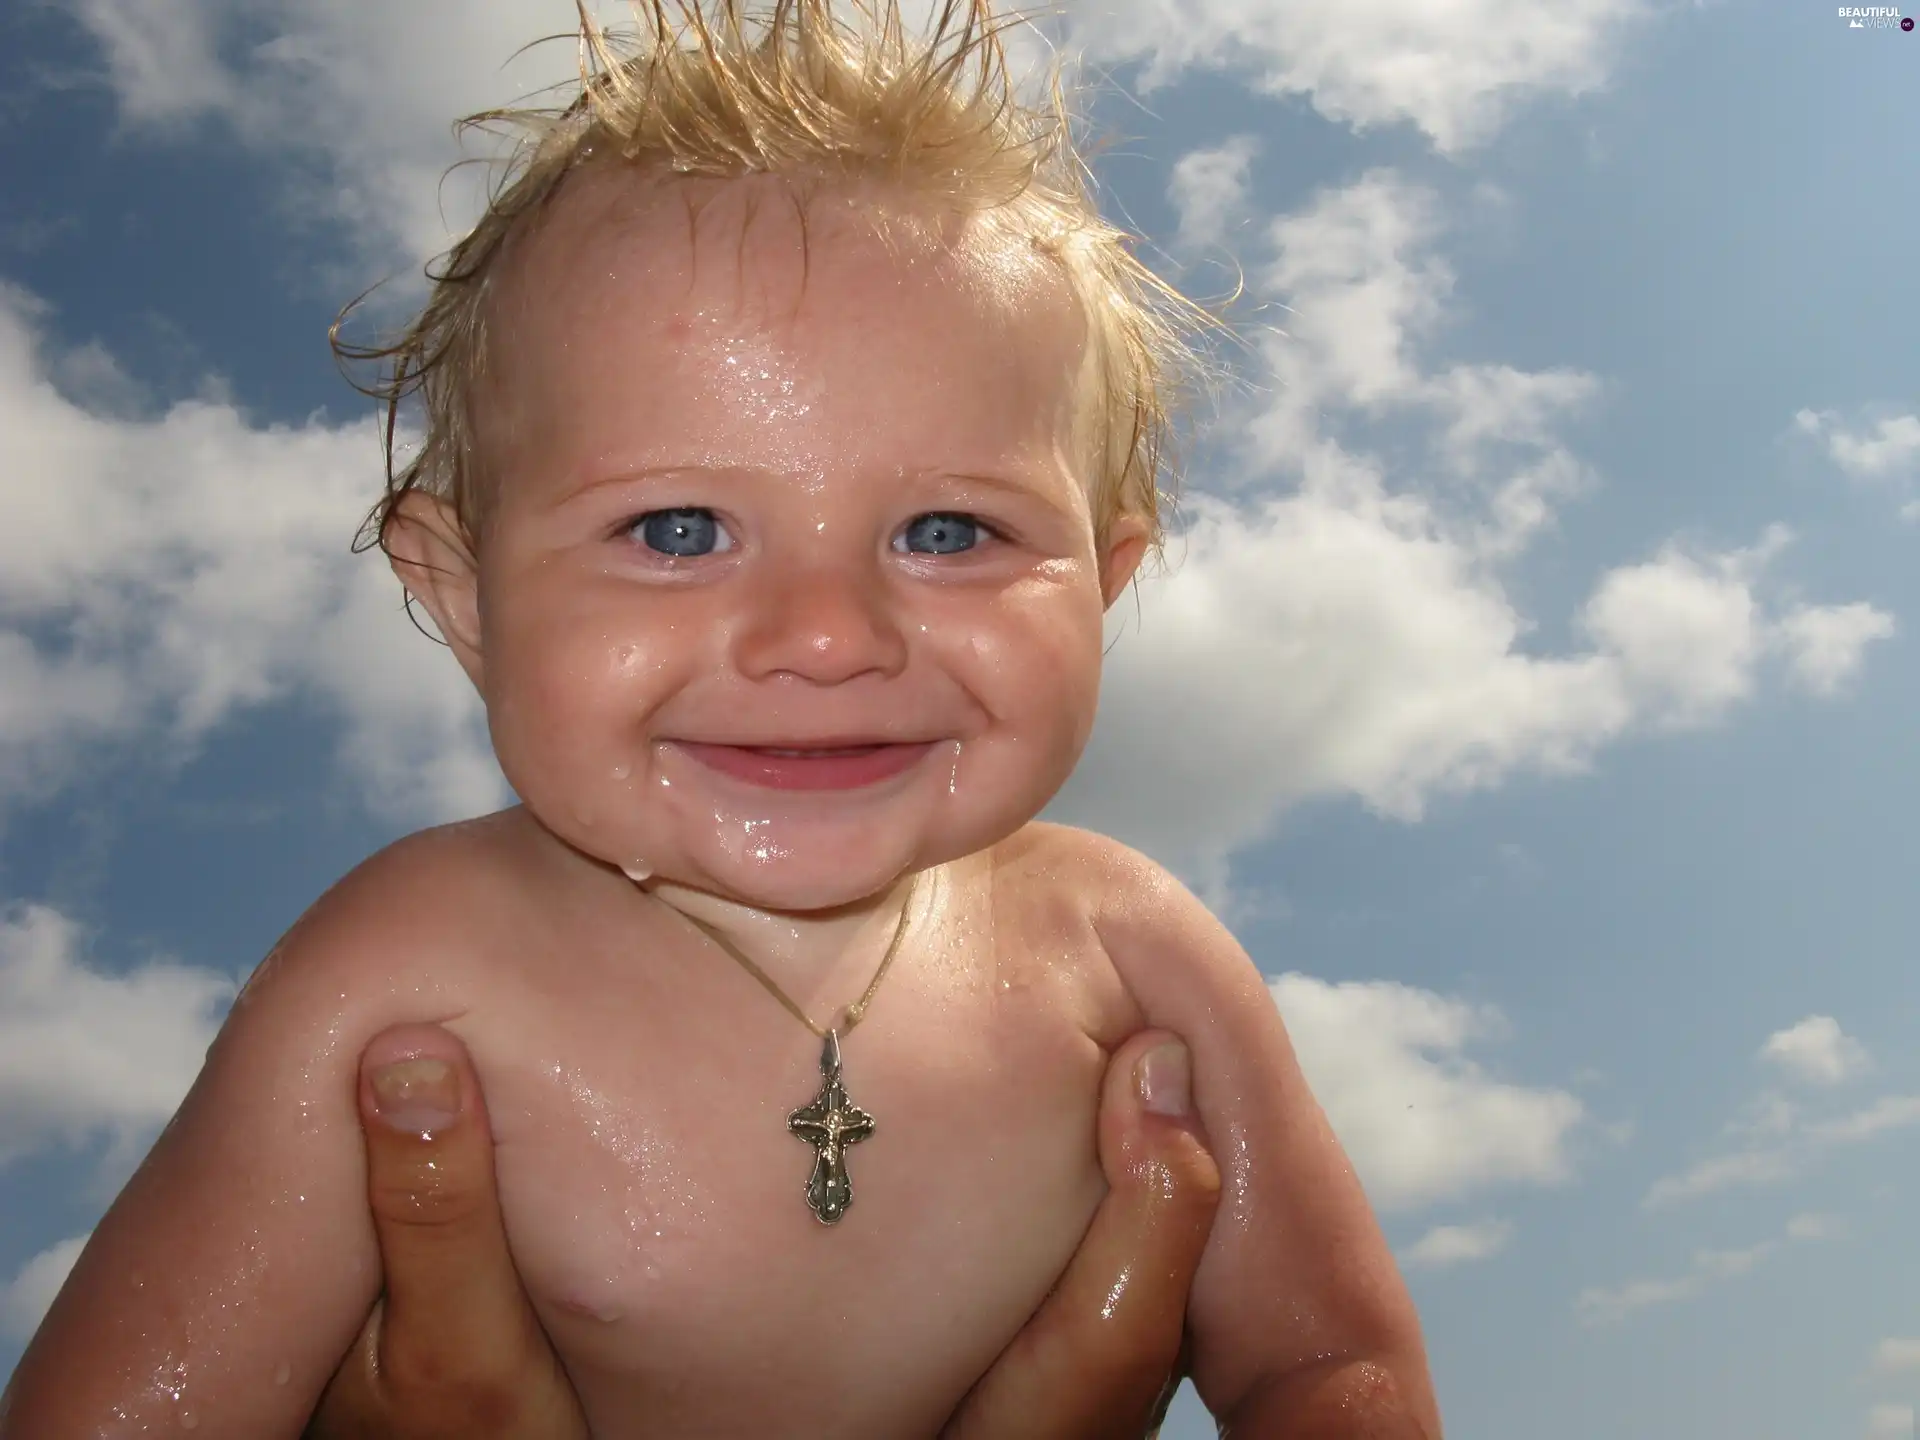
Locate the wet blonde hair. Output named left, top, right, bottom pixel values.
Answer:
left=334, top=0, right=1218, bottom=562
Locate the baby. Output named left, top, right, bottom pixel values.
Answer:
left=2, top=3, right=1436, bottom=1436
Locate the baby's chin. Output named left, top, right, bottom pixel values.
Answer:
left=635, top=843, right=940, bottom=914
left=517, top=765, right=1047, bottom=912
left=517, top=804, right=906, bottom=910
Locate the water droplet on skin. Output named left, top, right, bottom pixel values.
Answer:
left=622, top=861, right=654, bottom=883
left=612, top=762, right=631, bottom=781
left=180, top=1414, right=198, bottom=1431
left=946, top=740, right=963, bottom=796
left=742, top=816, right=788, bottom=865
left=273, top=1362, right=291, bottom=1387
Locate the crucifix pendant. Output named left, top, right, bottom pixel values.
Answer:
left=786, top=1029, right=875, bottom=1226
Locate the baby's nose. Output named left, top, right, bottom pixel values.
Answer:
left=731, top=557, right=909, bottom=685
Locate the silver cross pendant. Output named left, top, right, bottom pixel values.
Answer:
left=786, top=1029, right=875, bottom=1225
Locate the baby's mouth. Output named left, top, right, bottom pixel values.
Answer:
left=669, top=739, right=938, bottom=792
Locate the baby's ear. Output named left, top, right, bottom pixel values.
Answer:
left=385, top=493, right=485, bottom=686
left=1099, top=514, right=1151, bottom=611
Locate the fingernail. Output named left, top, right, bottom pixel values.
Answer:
left=370, top=1058, right=459, bottom=1137
left=1137, top=1041, right=1192, bottom=1117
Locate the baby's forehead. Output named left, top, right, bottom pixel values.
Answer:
left=495, top=167, right=1080, bottom=345
left=472, top=166, right=1098, bottom=492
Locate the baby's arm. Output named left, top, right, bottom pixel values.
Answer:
left=0, top=837, right=483, bottom=1438
left=1084, top=832, right=1443, bottom=1436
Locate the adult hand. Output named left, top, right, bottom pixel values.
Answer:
left=308, top=1025, right=1220, bottom=1440
left=305, top=1023, right=588, bottom=1440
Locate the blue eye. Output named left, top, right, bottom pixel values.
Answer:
left=635, top=509, right=730, bottom=557
left=899, top=513, right=982, bottom=555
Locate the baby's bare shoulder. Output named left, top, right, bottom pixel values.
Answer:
left=993, top=822, right=1186, bottom=933
left=234, top=809, right=543, bottom=1027
left=997, top=824, right=1277, bottom=1036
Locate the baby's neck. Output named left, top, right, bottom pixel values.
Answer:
left=640, top=872, right=925, bottom=1025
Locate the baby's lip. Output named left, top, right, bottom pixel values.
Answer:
left=667, top=736, right=931, bottom=752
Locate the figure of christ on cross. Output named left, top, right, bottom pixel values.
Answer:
left=787, top=1030, right=877, bottom=1225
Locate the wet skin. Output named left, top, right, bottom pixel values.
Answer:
left=0, top=167, right=1439, bottom=1438
left=304, top=1022, right=1223, bottom=1439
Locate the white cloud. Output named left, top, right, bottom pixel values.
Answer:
left=1773, top=604, right=1897, bottom=696
left=1783, top=1211, right=1840, bottom=1242
left=1870, top=1338, right=1920, bottom=1376
left=1268, top=975, right=1582, bottom=1213
left=1837, top=415, right=1920, bottom=476
left=1255, top=172, right=1455, bottom=414
left=1577, top=1214, right=1826, bottom=1326
left=1795, top=407, right=1920, bottom=523
left=1071, top=0, right=1647, bottom=153
left=60, top=0, right=612, bottom=268
left=1643, top=1148, right=1799, bottom=1209
left=1575, top=1272, right=1701, bottom=1325
left=1168, top=136, right=1260, bottom=255
left=0, top=285, right=503, bottom=822
left=1867, top=1405, right=1916, bottom=1440
left=1692, top=1242, right=1775, bottom=1280
left=1577, top=536, right=1771, bottom=726
left=1400, top=1218, right=1513, bottom=1269
left=0, top=1233, right=87, bottom=1342
left=1645, top=1086, right=1920, bottom=1210
left=1808, top=1095, right=1920, bottom=1145
left=0, top=906, right=231, bottom=1167
left=67, top=0, right=238, bottom=124
left=1052, top=172, right=1889, bottom=891
left=1761, top=1015, right=1869, bottom=1086
left=1796, top=408, right=1920, bottom=480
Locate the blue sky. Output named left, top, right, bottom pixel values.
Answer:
left=1, top=2, right=1916, bottom=1436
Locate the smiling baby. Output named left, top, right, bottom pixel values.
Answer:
left=1, top=3, right=1438, bottom=1436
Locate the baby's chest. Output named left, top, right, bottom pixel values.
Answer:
left=461, top=918, right=1129, bottom=1435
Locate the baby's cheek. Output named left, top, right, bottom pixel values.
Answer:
left=485, top=639, right=629, bottom=811
left=975, top=616, right=1102, bottom=734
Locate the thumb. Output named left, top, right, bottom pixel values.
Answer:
left=356, top=1024, right=552, bottom=1404
left=943, top=1029, right=1220, bottom=1439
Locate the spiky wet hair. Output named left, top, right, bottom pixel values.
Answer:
left=334, top=0, right=1217, bottom=563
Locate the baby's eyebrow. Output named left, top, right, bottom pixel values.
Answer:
left=920, top=468, right=1074, bottom=512
left=559, top=463, right=732, bottom=502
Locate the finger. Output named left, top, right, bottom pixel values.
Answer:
left=355, top=1025, right=553, bottom=1412
left=305, top=1302, right=387, bottom=1439
left=944, top=1030, right=1221, bottom=1440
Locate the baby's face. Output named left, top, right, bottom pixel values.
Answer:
left=414, top=171, right=1143, bottom=911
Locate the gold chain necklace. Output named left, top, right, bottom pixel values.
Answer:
left=673, top=872, right=921, bottom=1226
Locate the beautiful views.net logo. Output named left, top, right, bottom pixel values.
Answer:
left=1837, top=5, right=1915, bottom=27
